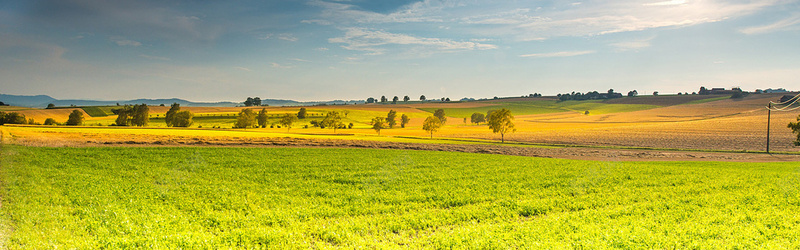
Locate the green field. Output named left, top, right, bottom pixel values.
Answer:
left=1, top=146, right=799, bottom=248
left=420, top=100, right=660, bottom=118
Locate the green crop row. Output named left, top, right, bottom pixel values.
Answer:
left=1, top=146, right=799, bottom=248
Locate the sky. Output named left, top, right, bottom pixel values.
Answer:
left=1, top=0, right=799, bottom=102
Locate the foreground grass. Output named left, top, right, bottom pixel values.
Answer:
left=1, top=146, right=800, bottom=248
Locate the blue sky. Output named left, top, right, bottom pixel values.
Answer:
left=1, top=0, right=799, bottom=102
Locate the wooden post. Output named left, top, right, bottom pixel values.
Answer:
left=767, top=103, right=771, bottom=153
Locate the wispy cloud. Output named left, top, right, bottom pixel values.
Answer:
left=739, top=13, right=800, bottom=34
left=315, top=47, right=329, bottom=51
left=610, top=37, right=654, bottom=51
left=110, top=36, right=141, bottom=47
left=233, top=66, right=252, bottom=71
left=290, top=58, right=312, bottom=62
left=139, top=54, right=170, bottom=61
left=329, top=28, right=496, bottom=55
left=270, top=62, right=293, bottom=69
left=308, top=0, right=446, bottom=24
left=519, top=50, right=595, bottom=58
left=258, top=33, right=298, bottom=42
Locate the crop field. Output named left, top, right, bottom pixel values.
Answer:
left=1, top=146, right=799, bottom=248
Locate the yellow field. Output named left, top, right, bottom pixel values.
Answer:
left=3, top=93, right=798, bottom=152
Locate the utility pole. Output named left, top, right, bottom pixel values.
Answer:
left=767, top=102, right=771, bottom=153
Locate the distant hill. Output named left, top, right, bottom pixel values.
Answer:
left=0, top=94, right=364, bottom=108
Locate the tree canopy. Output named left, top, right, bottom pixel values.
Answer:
left=400, top=114, right=410, bottom=128
left=387, top=110, right=397, bottom=128
left=235, top=109, right=257, bottom=129
left=789, top=115, right=800, bottom=146
left=487, top=108, right=516, bottom=143
left=433, top=109, right=447, bottom=124
left=256, top=108, right=269, bottom=128
left=470, top=112, right=485, bottom=124
left=297, top=108, right=308, bottom=119
left=321, top=111, right=344, bottom=133
left=371, top=117, right=387, bottom=135
left=66, top=109, right=84, bottom=126
left=280, top=113, right=299, bottom=131
left=422, top=116, right=442, bottom=138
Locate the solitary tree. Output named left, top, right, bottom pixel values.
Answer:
left=789, top=115, right=800, bottom=146
left=257, top=108, right=269, bottom=128
left=321, top=111, right=344, bottom=133
left=386, top=110, right=397, bottom=128
left=66, top=109, right=84, bottom=126
left=44, top=118, right=58, bottom=125
left=420, top=95, right=426, bottom=101
left=470, top=112, right=485, bottom=124
left=46, top=103, right=56, bottom=109
left=235, top=109, right=257, bottom=129
left=367, top=97, right=375, bottom=103
left=392, top=96, right=399, bottom=104
left=422, top=116, right=442, bottom=138
left=297, top=108, right=308, bottom=119
left=280, top=113, right=299, bottom=131
left=487, top=108, right=516, bottom=143
left=371, top=117, right=387, bottom=135
left=403, top=96, right=410, bottom=102
left=400, top=114, right=410, bottom=128
left=381, top=96, right=388, bottom=103
left=433, top=109, right=447, bottom=124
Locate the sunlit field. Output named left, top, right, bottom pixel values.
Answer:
left=2, top=146, right=799, bottom=248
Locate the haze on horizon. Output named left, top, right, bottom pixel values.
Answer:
left=1, top=0, right=799, bottom=102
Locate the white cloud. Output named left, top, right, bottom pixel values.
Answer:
left=610, top=37, right=654, bottom=51
left=519, top=50, right=595, bottom=58
left=315, top=47, right=329, bottom=51
left=139, top=54, right=170, bottom=61
left=290, top=58, right=312, bottom=62
left=110, top=36, right=142, bottom=47
left=329, top=28, right=496, bottom=55
left=739, top=13, right=800, bottom=34
left=307, top=0, right=445, bottom=24
left=233, top=66, right=252, bottom=71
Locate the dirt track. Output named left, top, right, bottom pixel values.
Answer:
left=7, top=132, right=800, bottom=162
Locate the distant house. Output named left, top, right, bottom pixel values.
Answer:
left=699, top=87, right=741, bottom=95
left=765, top=88, right=788, bottom=93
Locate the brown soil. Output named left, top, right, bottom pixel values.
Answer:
left=7, top=132, right=799, bottom=162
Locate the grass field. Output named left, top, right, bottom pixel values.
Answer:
left=1, top=146, right=799, bottom=248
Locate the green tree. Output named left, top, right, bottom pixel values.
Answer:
left=165, top=103, right=180, bottom=127
left=487, top=108, right=516, bottom=143
left=321, top=111, right=344, bottom=133
left=371, top=117, right=387, bottom=135
left=1, top=112, right=26, bottom=125
left=433, top=109, right=447, bottom=124
left=280, top=113, right=299, bottom=131
left=257, top=108, right=269, bottom=128
left=66, top=109, right=84, bottom=126
left=381, top=96, right=388, bottom=103
left=387, top=110, right=397, bottom=128
left=422, top=116, right=442, bottom=138
left=392, top=96, right=399, bottom=104
left=470, top=112, right=485, bottom=124
left=131, top=104, right=149, bottom=127
left=297, top=108, right=308, bottom=119
left=235, top=109, right=257, bottom=129
left=172, top=111, right=194, bottom=127
left=46, top=103, right=56, bottom=109
left=115, top=105, right=132, bottom=126
left=789, top=115, right=800, bottom=146
left=420, top=95, right=426, bottom=101
left=44, top=118, right=58, bottom=125
left=404, top=96, right=410, bottom=102
left=400, top=114, right=410, bottom=128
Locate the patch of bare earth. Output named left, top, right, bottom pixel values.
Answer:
left=6, top=131, right=800, bottom=163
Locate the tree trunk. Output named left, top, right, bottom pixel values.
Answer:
left=501, top=133, right=504, bottom=143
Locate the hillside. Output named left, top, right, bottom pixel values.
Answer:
left=0, top=94, right=364, bottom=108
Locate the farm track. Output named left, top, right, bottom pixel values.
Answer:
left=6, top=131, right=800, bottom=162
